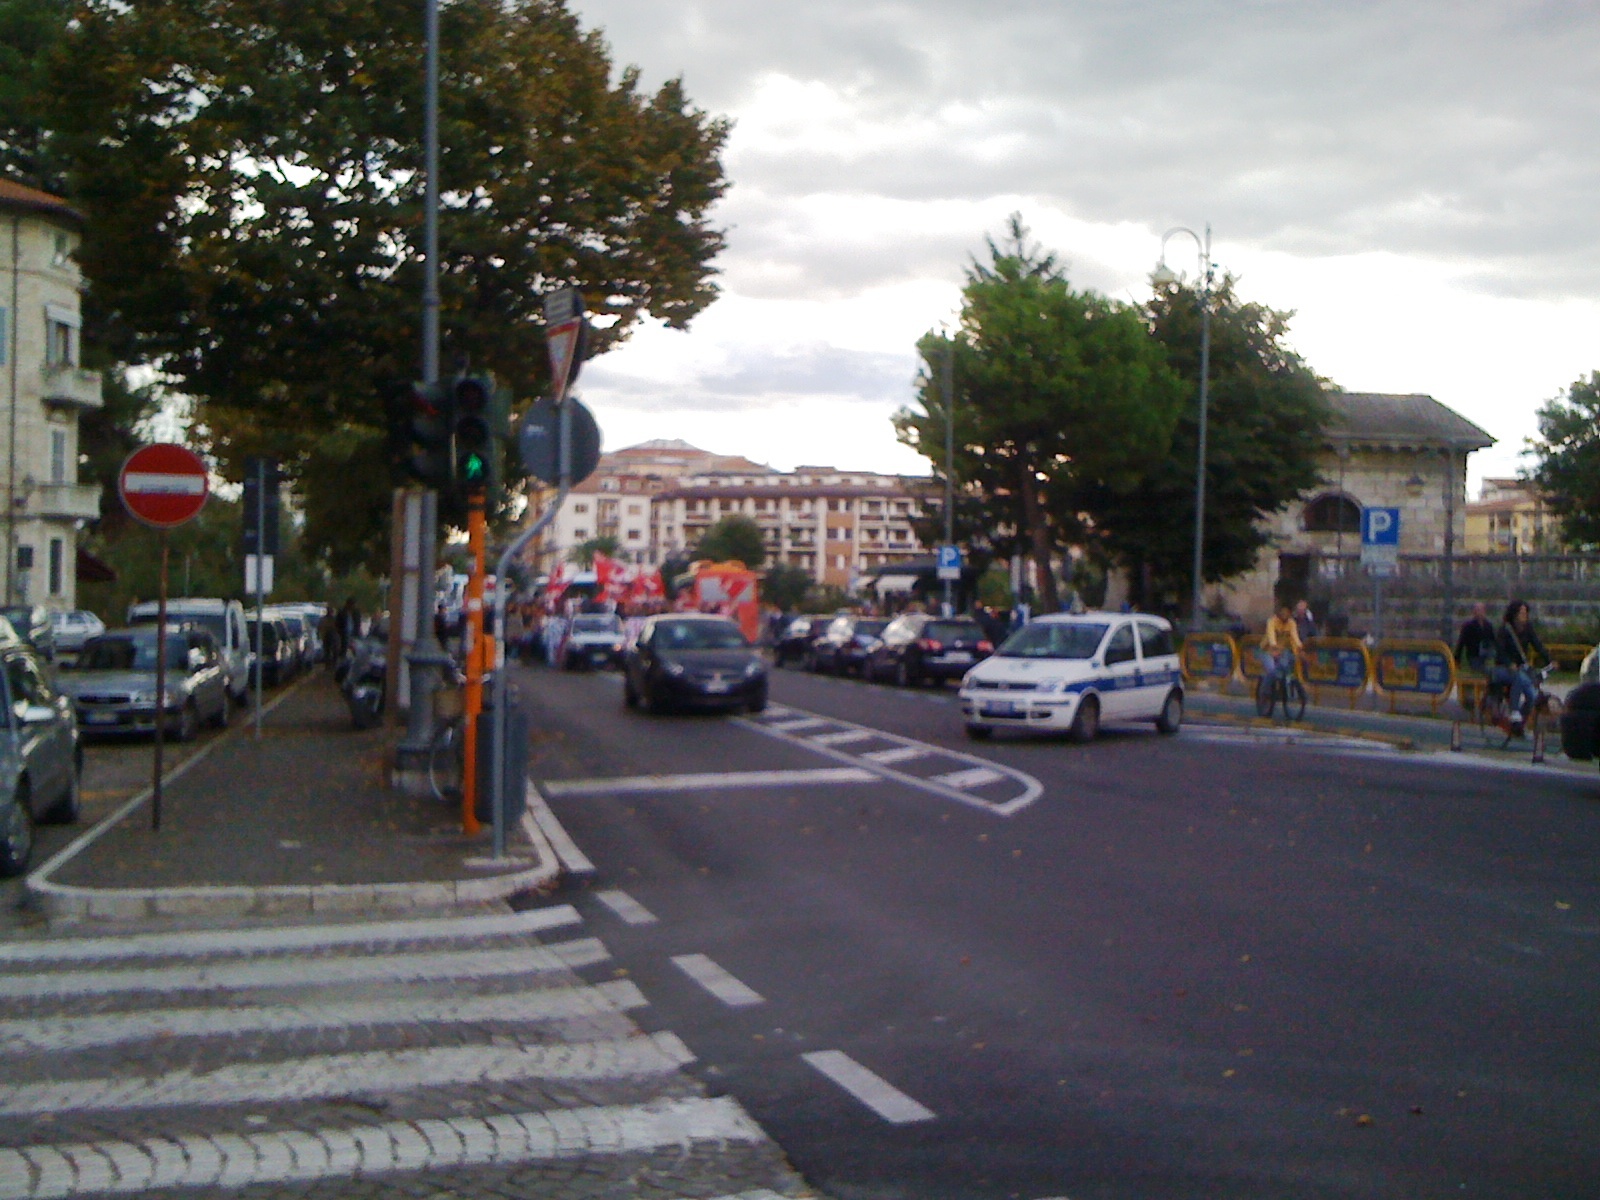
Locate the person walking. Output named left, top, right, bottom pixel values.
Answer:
left=1292, top=599, right=1318, bottom=643
left=1454, top=602, right=1496, bottom=672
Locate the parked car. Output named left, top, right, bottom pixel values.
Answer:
left=60, top=626, right=232, bottom=740
left=563, top=613, right=626, bottom=670
left=0, top=622, right=81, bottom=876
left=866, top=613, right=993, bottom=688
left=128, top=598, right=251, bottom=703
left=810, top=615, right=889, bottom=676
left=264, top=606, right=317, bottom=671
left=958, top=612, right=1184, bottom=742
left=247, top=616, right=300, bottom=687
left=49, top=609, right=106, bottom=657
left=1559, top=642, right=1600, bottom=765
left=774, top=615, right=832, bottom=668
left=622, top=613, right=768, bottom=714
left=1, top=604, right=55, bottom=662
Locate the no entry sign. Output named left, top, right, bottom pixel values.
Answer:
left=119, top=443, right=210, bottom=529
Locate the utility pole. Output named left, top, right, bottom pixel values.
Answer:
left=941, top=343, right=955, bottom=616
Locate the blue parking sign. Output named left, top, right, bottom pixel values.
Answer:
left=936, top=544, right=962, bottom=580
left=1361, top=507, right=1400, bottom=546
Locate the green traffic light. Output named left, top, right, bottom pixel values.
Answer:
left=462, top=452, right=487, bottom=482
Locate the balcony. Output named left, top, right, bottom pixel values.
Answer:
left=33, top=481, right=102, bottom=521
left=40, top=366, right=103, bottom=410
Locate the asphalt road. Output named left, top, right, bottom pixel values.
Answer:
left=521, top=659, right=1600, bottom=1200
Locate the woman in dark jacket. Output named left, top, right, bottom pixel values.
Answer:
left=1494, top=599, right=1548, bottom=730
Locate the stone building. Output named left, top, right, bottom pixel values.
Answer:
left=0, top=180, right=103, bottom=610
left=1205, top=392, right=1493, bottom=630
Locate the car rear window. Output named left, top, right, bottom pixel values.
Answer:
left=653, top=620, right=748, bottom=650
left=572, top=615, right=622, bottom=633
left=998, top=622, right=1107, bottom=660
left=926, top=621, right=981, bottom=642
left=79, top=636, right=189, bottom=671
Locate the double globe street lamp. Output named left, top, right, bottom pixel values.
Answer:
left=1152, top=224, right=1214, bottom=630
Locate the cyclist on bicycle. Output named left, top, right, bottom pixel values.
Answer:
left=1261, top=604, right=1302, bottom=686
left=1494, top=598, right=1548, bottom=733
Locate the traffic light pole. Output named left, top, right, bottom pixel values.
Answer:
left=459, top=494, right=486, bottom=836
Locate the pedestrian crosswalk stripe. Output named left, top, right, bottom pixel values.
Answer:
left=808, top=729, right=875, bottom=746
left=0, top=1096, right=764, bottom=1199
left=767, top=718, right=827, bottom=732
left=860, top=746, right=927, bottom=765
left=0, top=907, right=582, bottom=965
left=0, top=1032, right=696, bottom=1117
left=544, top=768, right=877, bottom=796
left=596, top=889, right=659, bottom=925
left=671, top=954, right=765, bottom=1007
left=801, top=1050, right=934, bottom=1124
left=0, top=980, right=648, bottom=1055
left=930, top=767, right=1006, bottom=788
left=0, top=939, right=609, bottom=1001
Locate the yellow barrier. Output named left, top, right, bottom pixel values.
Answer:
left=1374, top=639, right=1457, bottom=714
left=1180, top=633, right=1241, bottom=686
left=1541, top=643, right=1592, bottom=671
left=1300, top=637, right=1372, bottom=708
left=1237, top=633, right=1305, bottom=682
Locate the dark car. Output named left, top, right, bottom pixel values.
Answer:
left=59, top=626, right=231, bottom=739
left=0, top=623, right=81, bottom=876
left=623, top=613, right=768, bottom=714
left=810, top=615, right=890, bottom=677
left=1, top=604, right=55, bottom=662
left=866, top=613, right=993, bottom=687
left=773, top=615, right=831, bottom=668
left=248, top=616, right=299, bottom=687
left=563, top=613, right=626, bottom=670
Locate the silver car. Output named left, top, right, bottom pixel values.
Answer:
left=60, top=626, right=232, bottom=740
left=0, top=627, right=81, bottom=876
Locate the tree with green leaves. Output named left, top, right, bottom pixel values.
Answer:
left=0, top=0, right=70, bottom=193
left=1080, top=276, right=1330, bottom=614
left=760, top=563, right=812, bottom=612
left=895, top=216, right=1184, bottom=611
left=25, top=0, right=729, bottom=573
left=1528, top=371, right=1600, bottom=549
left=694, top=515, right=767, bottom=570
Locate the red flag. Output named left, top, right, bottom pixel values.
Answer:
left=627, top=569, right=664, bottom=604
left=593, top=552, right=633, bottom=602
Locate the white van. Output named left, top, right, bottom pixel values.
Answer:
left=127, top=598, right=252, bottom=703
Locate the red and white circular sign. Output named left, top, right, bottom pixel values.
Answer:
left=118, top=443, right=210, bottom=529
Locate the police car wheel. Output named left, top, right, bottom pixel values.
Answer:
left=1069, top=696, right=1100, bottom=743
left=1156, top=690, right=1182, bottom=734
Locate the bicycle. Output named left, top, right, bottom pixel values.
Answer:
left=1476, top=663, right=1560, bottom=748
left=1255, top=663, right=1308, bottom=722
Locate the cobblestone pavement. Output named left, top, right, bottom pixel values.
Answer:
left=0, top=907, right=823, bottom=1199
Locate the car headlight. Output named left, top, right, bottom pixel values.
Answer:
left=1039, top=678, right=1073, bottom=694
left=744, top=660, right=766, bottom=678
left=663, top=661, right=686, bottom=677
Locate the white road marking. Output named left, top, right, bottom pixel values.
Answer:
left=0, top=1032, right=695, bottom=1117
left=801, top=1050, right=935, bottom=1124
left=525, top=780, right=597, bottom=876
left=0, top=1096, right=764, bottom=1199
left=670, top=954, right=765, bottom=1007
left=0, top=980, right=648, bottom=1056
left=0, top=940, right=609, bottom=1001
left=931, top=766, right=1006, bottom=788
left=596, top=889, right=659, bottom=925
left=860, top=746, right=928, bottom=765
left=768, top=718, right=829, bottom=732
left=808, top=729, right=877, bottom=746
left=542, top=768, right=879, bottom=796
left=0, top=907, right=581, bottom=965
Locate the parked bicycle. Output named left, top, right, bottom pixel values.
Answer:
left=1255, top=663, right=1308, bottom=722
left=1476, top=662, right=1561, bottom=748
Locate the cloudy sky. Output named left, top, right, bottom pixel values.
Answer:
left=564, top=0, right=1600, bottom=494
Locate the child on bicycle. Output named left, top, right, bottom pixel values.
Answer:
left=1261, top=604, right=1302, bottom=685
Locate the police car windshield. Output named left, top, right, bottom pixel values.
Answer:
left=998, top=622, right=1107, bottom=660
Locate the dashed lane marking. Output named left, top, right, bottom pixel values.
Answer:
left=0, top=940, right=610, bottom=1001
left=0, top=980, right=648, bottom=1055
left=801, top=1050, right=935, bottom=1124
left=0, top=907, right=582, bottom=965
left=809, top=729, right=876, bottom=746
left=0, top=1096, right=764, bottom=1199
left=542, top=768, right=879, bottom=797
left=671, top=954, right=765, bottom=1008
left=595, top=889, right=659, bottom=925
left=930, top=766, right=1006, bottom=788
left=0, top=1032, right=695, bottom=1117
left=767, top=717, right=829, bottom=733
left=860, top=746, right=927, bottom=764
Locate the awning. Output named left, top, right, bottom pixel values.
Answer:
left=873, top=574, right=920, bottom=595
left=76, top=547, right=116, bottom=583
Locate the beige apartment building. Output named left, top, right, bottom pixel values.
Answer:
left=1464, top=477, right=1553, bottom=554
left=1, top=180, right=102, bottom=609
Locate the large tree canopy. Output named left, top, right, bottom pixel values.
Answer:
left=895, top=217, right=1184, bottom=611
left=25, top=0, right=729, bottom=571
left=1082, top=276, right=1330, bottom=613
left=1528, top=371, right=1600, bottom=549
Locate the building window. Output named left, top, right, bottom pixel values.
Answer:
left=48, top=539, right=64, bottom=596
left=44, top=304, right=78, bottom=367
left=52, top=232, right=72, bottom=267
left=1303, top=493, right=1362, bottom=534
left=0, top=306, right=7, bottom=366
left=50, top=430, right=68, bottom=484
left=574, top=528, right=588, bottom=540
left=573, top=502, right=588, bottom=513
left=16, top=546, right=33, bottom=572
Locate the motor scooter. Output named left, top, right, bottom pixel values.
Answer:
left=337, top=635, right=387, bottom=730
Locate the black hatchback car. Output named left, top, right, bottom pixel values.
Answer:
left=810, top=615, right=889, bottom=676
left=623, top=613, right=768, bottom=714
left=866, top=613, right=993, bottom=687
left=773, top=615, right=830, bottom=668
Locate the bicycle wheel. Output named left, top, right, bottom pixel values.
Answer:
left=1254, top=675, right=1275, bottom=718
left=1285, top=678, right=1307, bottom=722
left=427, top=717, right=463, bottom=802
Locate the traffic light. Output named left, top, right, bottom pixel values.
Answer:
left=449, top=374, right=507, bottom=502
left=388, top=380, right=453, bottom=489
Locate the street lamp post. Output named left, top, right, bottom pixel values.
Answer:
left=1153, top=225, right=1213, bottom=630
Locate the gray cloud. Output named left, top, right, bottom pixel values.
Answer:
left=573, top=0, right=1600, bottom=299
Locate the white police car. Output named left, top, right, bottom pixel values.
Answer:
left=958, top=613, right=1184, bottom=742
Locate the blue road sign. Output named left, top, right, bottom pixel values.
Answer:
left=936, top=544, right=962, bottom=580
left=1360, top=507, right=1401, bottom=546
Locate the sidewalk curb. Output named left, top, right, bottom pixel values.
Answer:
left=24, top=678, right=561, bottom=925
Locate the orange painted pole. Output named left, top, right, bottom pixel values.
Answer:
left=461, top=495, right=485, bottom=835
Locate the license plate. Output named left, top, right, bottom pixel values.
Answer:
left=981, top=701, right=1021, bottom=718
left=704, top=678, right=729, bottom=693
left=84, top=712, right=120, bottom=725
left=941, top=652, right=973, bottom=664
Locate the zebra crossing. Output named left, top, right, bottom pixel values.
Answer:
left=0, top=908, right=815, bottom=1199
